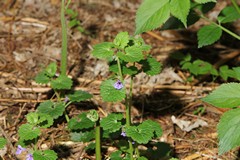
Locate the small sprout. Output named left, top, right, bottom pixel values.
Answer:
left=114, top=80, right=124, bottom=90
left=16, top=145, right=26, bottom=155
left=121, top=131, right=126, bottom=137
left=26, top=153, right=33, bottom=160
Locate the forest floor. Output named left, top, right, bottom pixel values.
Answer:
left=0, top=0, right=240, bottom=159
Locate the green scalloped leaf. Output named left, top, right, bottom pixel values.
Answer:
left=113, top=32, right=130, bottom=49
left=26, top=112, right=53, bottom=128
left=68, top=112, right=95, bottom=130
left=37, top=101, right=65, bottom=119
left=170, top=0, right=190, bottom=27
left=202, top=83, right=240, bottom=108
left=50, top=75, right=73, bottom=90
left=18, top=124, right=41, bottom=141
left=140, top=57, right=162, bottom=76
left=142, top=120, right=163, bottom=138
left=217, top=108, right=240, bottom=155
left=0, top=137, right=7, bottom=149
left=35, top=71, right=51, bottom=84
left=70, top=130, right=95, bottom=142
left=100, top=79, right=126, bottom=102
left=194, top=0, right=216, bottom=3
left=135, top=0, right=170, bottom=34
left=92, top=42, right=115, bottom=59
left=110, top=150, right=122, bottom=160
left=197, top=24, right=222, bottom=48
left=117, top=46, right=144, bottom=62
left=100, top=113, right=123, bottom=133
left=44, top=62, right=57, bottom=77
left=33, top=150, right=58, bottom=160
left=67, top=90, right=93, bottom=102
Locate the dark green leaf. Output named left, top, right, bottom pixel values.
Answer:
left=217, top=108, right=240, bottom=155
left=110, top=150, right=123, bottom=160
left=197, top=24, right=222, bottom=48
left=37, top=101, right=65, bottom=119
left=218, top=6, right=240, bottom=23
left=142, top=120, right=163, bottom=138
left=140, top=57, right=162, bottom=76
left=100, top=113, right=123, bottom=133
left=67, top=90, right=92, bottom=102
left=70, top=130, right=95, bottom=142
left=68, top=112, right=95, bottom=130
left=202, top=83, right=240, bottom=108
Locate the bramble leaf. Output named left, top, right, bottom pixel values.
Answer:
left=33, top=150, right=57, bottom=160
left=202, top=83, right=240, bottom=108
left=194, top=0, right=216, bottom=3
left=170, top=0, right=190, bottom=27
left=50, top=75, right=73, bottom=90
left=70, top=130, right=95, bottom=142
left=37, top=101, right=65, bottom=119
left=217, top=108, right=240, bottom=155
left=68, top=112, right=95, bottom=130
left=92, top=42, right=114, bottom=59
left=113, top=32, right=129, bottom=49
left=100, top=79, right=126, bottom=102
left=67, top=90, right=92, bottom=102
left=100, top=113, right=123, bottom=133
left=197, top=24, right=222, bottom=48
left=18, top=124, right=41, bottom=141
left=218, top=6, right=240, bottom=23
left=117, top=46, right=144, bottom=62
left=0, top=137, right=7, bottom=149
left=135, top=0, right=170, bottom=34
left=140, top=57, right=162, bottom=76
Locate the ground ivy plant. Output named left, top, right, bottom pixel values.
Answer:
left=135, top=0, right=240, bottom=156
left=15, top=0, right=92, bottom=160
left=68, top=32, right=165, bottom=160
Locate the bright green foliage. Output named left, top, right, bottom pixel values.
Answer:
left=37, top=101, right=65, bottom=119
left=86, top=110, right=99, bottom=122
left=194, top=0, right=216, bottom=3
left=50, top=75, right=73, bottom=90
left=33, top=150, right=57, bottom=160
left=92, top=42, right=114, bottom=59
left=100, top=79, right=126, bottom=102
left=113, top=31, right=129, bottom=49
left=117, top=46, right=144, bottom=62
left=18, top=124, right=41, bottom=141
left=135, top=0, right=170, bottom=34
left=68, top=112, right=95, bottom=130
left=140, top=57, right=162, bottom=76
left=67, top=90, right=93, bottom=102
left=218, top=6, right=240, bottom=23
left=70, top=130, right=95, bottom=142
left=35, top=62, right=57, bottom=84
left=202, top=83, right=240, bottom=108
left=233, top=67, right=240, bottom=80
left=142, top=120, right=163, bottom=138
left=219, top=65, right=236, bottom=80
left=100, top=113, right=123, bottom=133
left=169, top=0, right=190, bottom=27
left=0, top=137, right=7, bottom=149
left=109, top=61, right=138, bottom=76
left=197, top=24, right=222, bottom=48
left=138, top=157, right=148, bottom=160
left=110, top=150, right=122, bottom=160
left=217, top=108, right=240, bottom=155
left=26, top=112, right=53, bottom=128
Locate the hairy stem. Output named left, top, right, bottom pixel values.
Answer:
left=60, top=0, right=68, bottom=75
left=95, top=120, right=101, bottom=160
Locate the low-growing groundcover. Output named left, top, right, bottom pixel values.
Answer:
left=0, top=0, right=240, bottom=159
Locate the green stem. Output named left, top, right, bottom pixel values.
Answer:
left=61, top=0, right=68, bottom=75
left=95, top=120, right=101, bottom=160
left=231, top=0, right=240, bottom=15
left=200, top=14, right=240, bottom=40
left=116, top=57, right=123, bottom=81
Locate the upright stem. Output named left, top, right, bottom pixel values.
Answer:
left=95, top=120, right=101, bottom=160
left=61, top=0, right=68, bottom=76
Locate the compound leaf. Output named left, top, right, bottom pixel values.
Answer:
left=51, top=75, right=72, bottom=90
left=217, top=108, right=240, bottom=155
left=170, top=0, right=190, bottom=27
left=202, top=83, right=240, bottom=108
left=197, top=24, right=222, bottom=48
left=135, top=0, right=170, bottom=34
left=92, top=42, right=114, bottom=59
left=100, top=113, right=123, bottom=133
left=100, top=79, right=126, bottom=102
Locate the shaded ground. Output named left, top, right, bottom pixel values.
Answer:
left=0, top=0, right=240, bottom=159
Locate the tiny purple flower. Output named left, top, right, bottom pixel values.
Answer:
left=16, top=145, right=26, bottom=155
left=114, top=80, right=124, bottom=90
left=64, top=96, right=69, bottom=103
left=132, top=141, right=135, bottom=144
left=26, top=153, right=33, bottom=160
left=121, top=131, right=126, bottom=137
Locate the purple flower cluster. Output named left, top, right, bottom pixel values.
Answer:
left=16, top=145, right=33, bottom=160
left=114, top=80, right=124, bottom=90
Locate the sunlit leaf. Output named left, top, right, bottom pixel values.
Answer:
left=51, top=75, right=73, bottom=90
left=92, top=42, right=114, bottom=59
left=113, top=32, right=129, bottom=49
left=100, top=113, right=123, bottom=133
